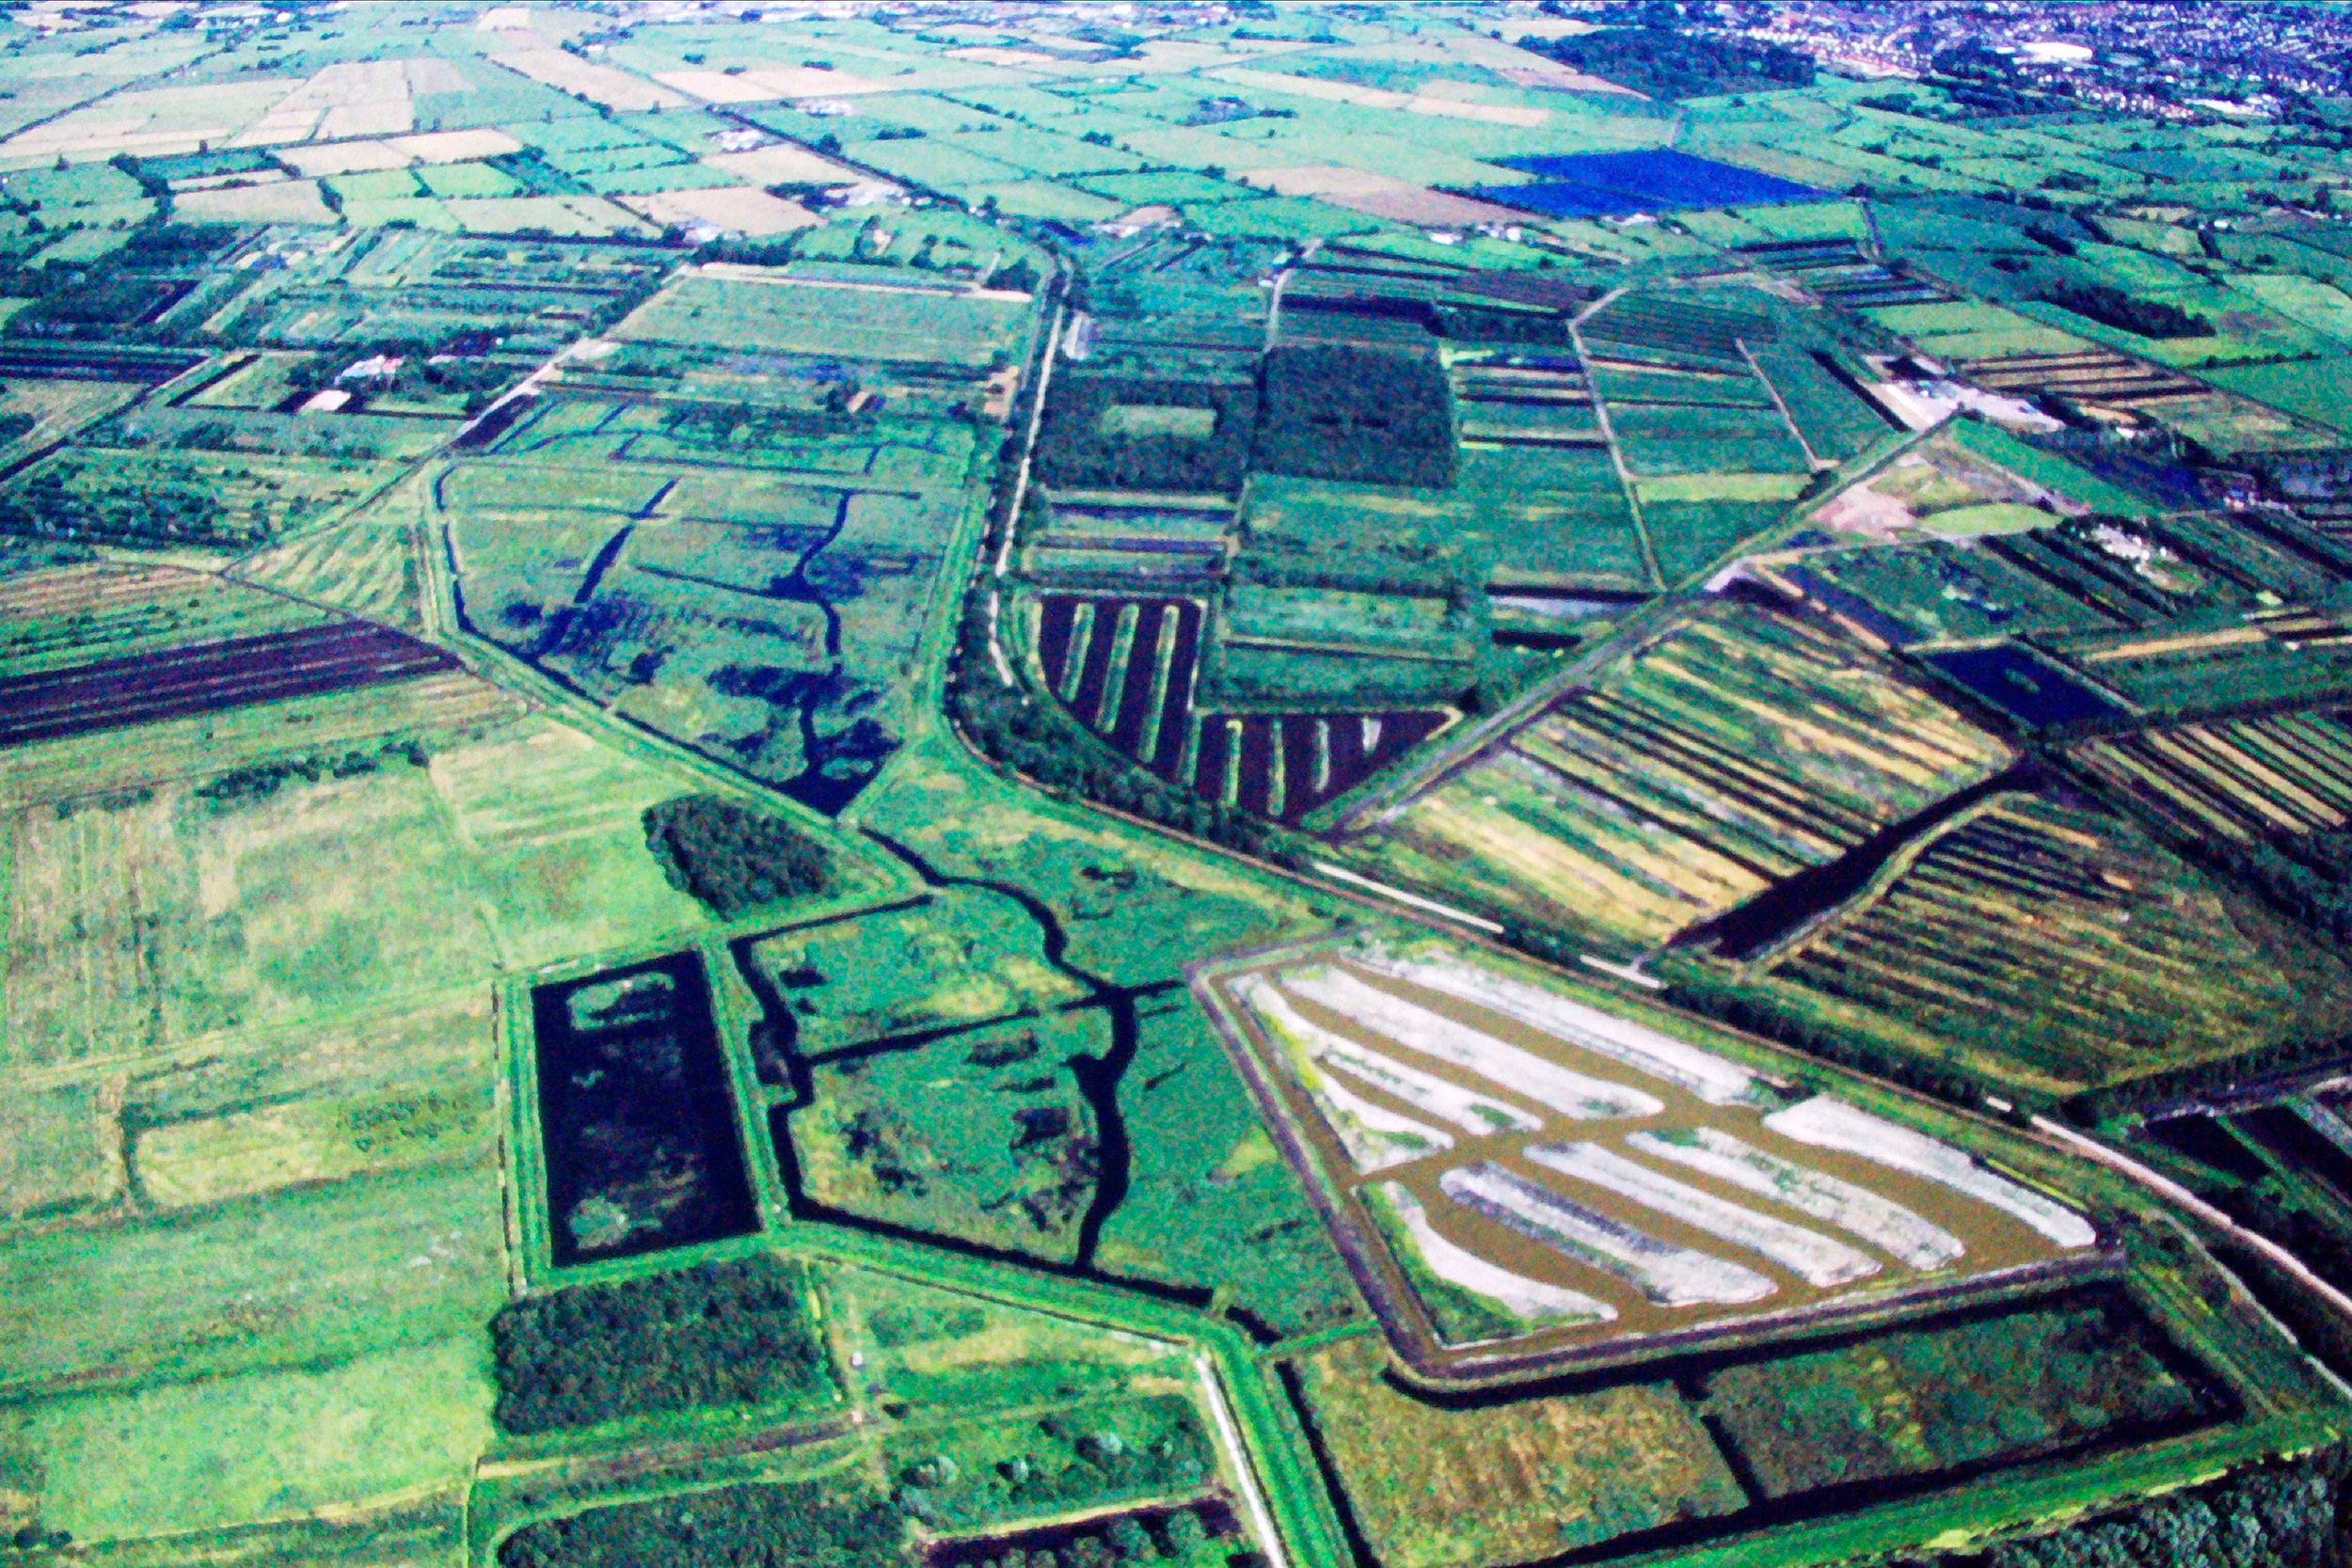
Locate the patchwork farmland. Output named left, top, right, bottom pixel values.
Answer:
left=1327, top=599, right=2015, bottom=948
left=0, top=6, right=2349, bottom=1568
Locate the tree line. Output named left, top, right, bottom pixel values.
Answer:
left=1524, top=14, right=1814, bottom=99
left=957, top=1506, right=1239, bottom=1568
left=498, top=1480, right=897, bottom=1568
left=1951, top=1458, right=2341, bottom=1568
left=490, top=1254, right=831, bottom=1433
left=2039, top=282, right=2211, bottom=341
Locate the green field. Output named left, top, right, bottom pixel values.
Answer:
left=20, top=1338, right=491, bottom=1538
left=1, top=8, right=2348, bottom=1566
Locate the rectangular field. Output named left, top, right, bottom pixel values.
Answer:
left=0, top=622, right=458, bottom=748
left=613, top=267, right=1032, bottom=367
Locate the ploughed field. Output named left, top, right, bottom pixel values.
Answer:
left=1033, top=591, right=1447, bottom=825
left=1198, top=937, right=2098, bottom=1372
left=0, top=619, right=456, bottom=747
left=1332, top=598, right=2014, bottom=947
left=1750, top=790, right=2352, bottom=1094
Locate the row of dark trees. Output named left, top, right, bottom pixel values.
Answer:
left=644, top=795, right=833, bottom=918
left=498, top=1481, right=898, bottom=1568
left=1956, top=1458, right=2340, bottom=1568
left=490, top=1255, right=829, bottom=1433
left=197, top=739, right=431, bottom=807
left=2039, top=281, right=2212, bottom=340
left=960, top=1507, right=1231, bottom=1568
left=1430, top=304, right=1577, bottom=345
left=1524, top=16, right=1814, bottom=99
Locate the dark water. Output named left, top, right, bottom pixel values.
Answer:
left=1920, top=643, right=2126, bottom=727
left=2233, top=1105, right=2352, bottom=1201
left=2142, top=1113, right=2270, bottom=1183
left=531, top=951, right=759, bottom=1268
left=1676, top=762, right=2042, bottom=960
left=1477, top=150, right=1827, bottom=218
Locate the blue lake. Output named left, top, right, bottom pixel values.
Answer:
left=1475, top=149, right=1828, bottom=219
left=1921, top=643, right=2127, bottom=728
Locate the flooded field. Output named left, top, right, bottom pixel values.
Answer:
left=530, top=951, right=759, bottom=1267
left=1196, top=939, right=2099, bottom=1375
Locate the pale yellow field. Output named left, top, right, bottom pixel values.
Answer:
left=0, top=80, right=293, bottom=162
left=652, top=65, right=890, bottom=102
left=271, top=60, right=415, bottom=140
left=3, top=714, right=707, bottom=1075
left=174, top=179, right=339, bottom=226
left=1245, top=165, right=1420, bottom=198
left=1211, top=67, right=1551, bottom=126
left=386, top=127, right=523, bottom=163
left=441, top=195, right=653, bottom=236
left=23, top=1338, right=492, bottom=1541
left=135, top=1053, right=492, bottom=1209
left=277, top=139, right=412, bottom=176
left=403, top=57, right=471, bottom=96
left=621, top=184, right=819, bottom=236
left=703, top=144, right=864, bottom=185
left=1241, top=165, right=1528, bottom=226
left=493, top=49, right=690, bottom=111
left=227, top=105, right=325, bottom=149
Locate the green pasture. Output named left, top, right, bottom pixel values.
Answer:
left=1187, top=195, right=1383, bottom=241
left=1207, top=641, right=1471, bottom=707
left=841, top=137, right=1029, bottom=190
left=2205, top=357, right=2352, bottom=435
left=1644, top=496, right=1797, bottom=581
left=1077, top=169, right=1256, bottom=207
left=616, top=272, right=1031, bottom=366
left=326, top=168, right=423, bottom=204
left=17, top=1338, right=491, bottom=1540
left=1867, top=299, right=2090, bottom=362
left=0, top=1160, right=505, bottom=1398
left=968, top=179, right=1126, bottom=223
left=1224, top=584, right=1468, bottom=657
left=2233, top=272, right=2352, bottom=346
left=945, top=124, right=1143, bottom=178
